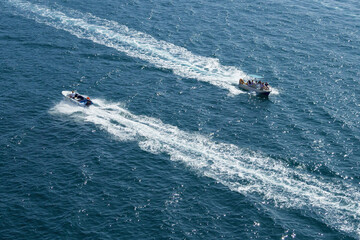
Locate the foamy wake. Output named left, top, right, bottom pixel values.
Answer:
left=51, top=100, right=360, bottom=237
left=7, top=0, right=250, bottom=94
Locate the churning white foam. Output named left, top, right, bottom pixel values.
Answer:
left=50, top=99, right=360, bottom=237
left=8, top=0, right=249, bottom=94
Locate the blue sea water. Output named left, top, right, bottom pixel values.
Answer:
left=1, top=0, right=360, bottom=239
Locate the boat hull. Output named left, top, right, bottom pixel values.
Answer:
left=239, top=84, right=271, bottom=96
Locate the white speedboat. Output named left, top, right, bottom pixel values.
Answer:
left=239, top=78, right=271, bottom=96
left=62, top=91, right=93, bottom=107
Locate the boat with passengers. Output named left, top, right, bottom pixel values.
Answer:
left=238, top=75, right=271, bottom=96
left=62, top=90, right=93, bottom=107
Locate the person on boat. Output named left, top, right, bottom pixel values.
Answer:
left=78, top=96, right=88, bottom=104
left=239, top=78, right=244, bottom=85
left=77, top=95, right=84, bottom=101
left=260, top=82, right=265, bottom=90
left=70, top=91, right=76, bottom=98
left=86, top=97, right=92, bottom=106
left=263, top=82, right=269, bottom=90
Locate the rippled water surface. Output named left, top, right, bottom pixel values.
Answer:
left=1, top=0, right=360, bottom=239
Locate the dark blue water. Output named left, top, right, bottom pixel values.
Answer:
left=1, top=0, right=360, bottom=239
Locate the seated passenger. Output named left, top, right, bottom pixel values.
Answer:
left=86, top=97, right=92, bottom=105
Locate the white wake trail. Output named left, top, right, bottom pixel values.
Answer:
left=51, top=100, right=360, bottom=237
left=8, top=0, right=246, bottom=94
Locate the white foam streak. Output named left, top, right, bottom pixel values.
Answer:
left=51, top=100, right=360, bottom=237
left=8, top=0, right=246, bottom=94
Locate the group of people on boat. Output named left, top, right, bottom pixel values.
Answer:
left=239, top=78, right=270, bottom=90
left=69, top=91, right=92, bottom=105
